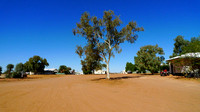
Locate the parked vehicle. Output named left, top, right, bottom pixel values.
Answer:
left=127, top=70, right=132, bottom=74
left=160, top=69, right=169, bottom=76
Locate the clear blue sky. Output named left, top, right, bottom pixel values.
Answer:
left=0, top=0, right=200, bottom=72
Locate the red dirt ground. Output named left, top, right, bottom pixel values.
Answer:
left=0, top=74, right=200, bottom=112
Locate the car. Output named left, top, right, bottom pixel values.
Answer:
left=127, top=70, right=132, bottom=74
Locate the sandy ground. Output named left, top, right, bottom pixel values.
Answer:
left=0, top=74, right=200, bottom=112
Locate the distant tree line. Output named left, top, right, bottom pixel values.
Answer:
left=1, top=55, right=75, bottom=78
left=2, top=55, right=49, bottom=78
left=1, top=55, right=76, bottom=78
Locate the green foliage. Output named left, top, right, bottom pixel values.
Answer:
left=7, top=64, right=14, bottom=72
left=81, top=60, right=92, bottom=74
left=76, top=46, right=84, bottom=58
left=15, top=63, right=24, bottom=73
left=5, top=64, right=15, bottom=78
left=134, top=45, right=164, bottom=74
left=12, top=72, right=22, bottom=78
left=24, top=56, right=49, bottom=74
left=125, top=62, right=137, bottom=72
left=58, top=65, right=71, bottom=74
left=73, top=10, right=144, bottom=79
left=13, top=63, right=26, bottom=78
left=6, top=64, right=14, bottom=74
left=170, top=35, right=200, bottom=58
left=76, top=39, right=104, bottom=74
left=170, top=35, right=189, bottom=58
left=6, top=73, right=13, bottom=78
left=5, top=72, right=22, bottom=78
left=160, top=64, right=169, bottom=71
left=80, top=59, right=106, bottom=74
left=0, top=66, right=2, bottom=75
left=23, top=62, right=30, bottom=72
left=182, top=36, right=200, bottom=54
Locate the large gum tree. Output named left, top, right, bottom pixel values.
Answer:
left=73, top=10, right=144, bottom=79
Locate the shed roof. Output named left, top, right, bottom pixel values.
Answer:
left=44, top=68, right=58, bottom=71
left=166, top=52, right=200, bottom=61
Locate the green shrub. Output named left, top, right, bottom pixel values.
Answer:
left=160, top=64, right=169, bottom=71
left=0, top=66, right=2, bottom=75
left=125, top=62, right=138, bottom=72
left=12, top=72, right=22, bottom=78
left=6, top=73, right=13, bottom=78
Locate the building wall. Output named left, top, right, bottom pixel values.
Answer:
left=94, top=70, right=106, bottom=74
left=169, top=58, right=198, bottom=74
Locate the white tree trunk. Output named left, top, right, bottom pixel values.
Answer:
left=106, top=62, right=110, bottom=79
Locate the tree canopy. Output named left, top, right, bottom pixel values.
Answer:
left=160, top=63, right=169, bottom=71
left=6, top=64, right=14, bottom=73
left=182, top=36, right=200, bottom=54
left=134, top=45, right=164, bottom=74
left=76, top=39, right=105, bottom=74
left=24, top=56, right=49, bottom=74
left=23, top=62, right=30, bottom=72
left=15, top=63, right=24, bottom=73
left=125, top=62, right=137, bottom=72
left=73, top=10, right=144, bottom=79
left=173, top=35, right=189, bottom=56
left=170, top=35, right=200, bottom=58
left=0, top=66, right=2, bottom=75
left=58, top=65, right=71, bottom=74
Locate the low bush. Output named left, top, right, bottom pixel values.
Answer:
left=6, top=73, right=13, bottom=78
left=12, top=72, right=22, bottom=78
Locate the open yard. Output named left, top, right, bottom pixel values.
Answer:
left=0, top=74, right=200, bottom=112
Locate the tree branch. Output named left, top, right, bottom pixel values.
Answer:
left=100, top=53, right=107, bottom=63
left=111, top=44, right=117, bottom=51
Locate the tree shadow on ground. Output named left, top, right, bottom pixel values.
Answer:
left=91, top=76, right=142, bottom=81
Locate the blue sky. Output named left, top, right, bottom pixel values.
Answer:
left=0, top=0, right=200, bottom=72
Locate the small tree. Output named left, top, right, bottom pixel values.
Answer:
left=15, top=63, right=24, bottom=73
left=25, top=56, right=49, bottom=74
left=125, top=62, right=137, bottom=72
left=6, top=64, right=14, bottom=78
left=76, top=40, right=105, bottom=74
left=58, top=65, right=71, bottom=74
left=14, top=63, right=24, bottom=78
left=182, top=36, right=200, bottom=54
left=134, top=45, right=164, bottom=74
left=73, top=10, right=144, bottom=79
left=23, top=61, right=31, bottom=72
left=6, top=64, right=14, bottom=74
left=0, top=66, right=2, bottom=75
left=170, top=35, right=189, bottom=58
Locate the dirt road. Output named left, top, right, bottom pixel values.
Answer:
left=0, top=74, right=200, bottom=112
